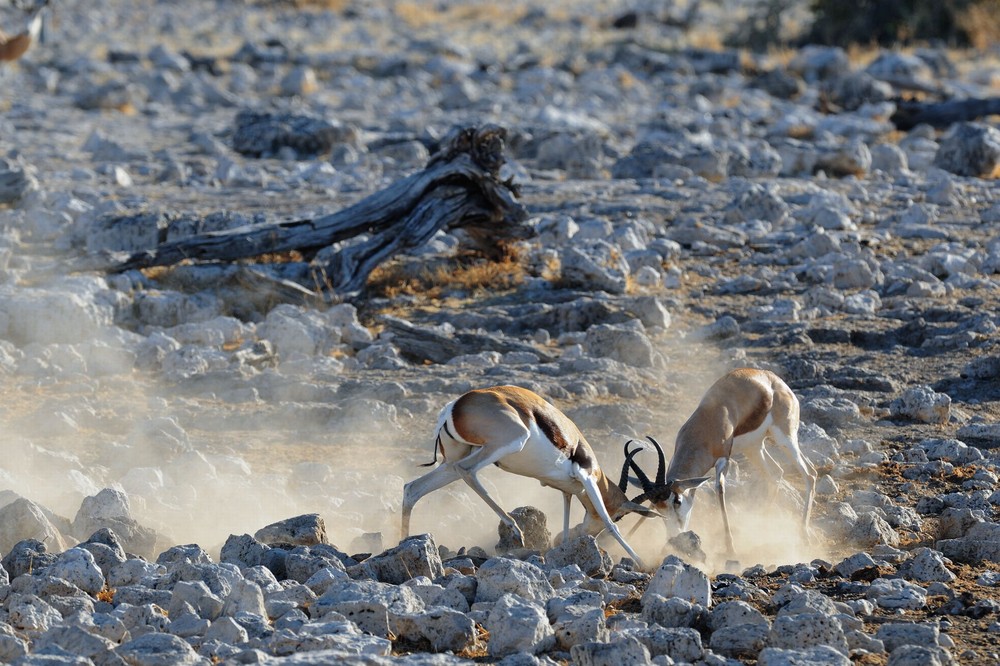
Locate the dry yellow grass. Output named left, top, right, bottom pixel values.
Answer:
left=957, top=2, right=1000, bottom=50
left=686, top=28, right=725, bottom=52
left=288, top=0, right=348, bottom=10
left=366, top=255, right=526, bottom=301
left=394, top=1, right=526, bottom=29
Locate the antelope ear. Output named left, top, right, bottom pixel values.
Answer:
left=620, top=501, right=664, bottom=519
left=671, top=477, right=711, bottom=493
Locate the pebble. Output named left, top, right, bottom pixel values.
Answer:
left=0, top=0, right=997, bottom=662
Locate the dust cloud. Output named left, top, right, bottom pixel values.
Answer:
left=0, top=317, right=841, bottom=575
left=378, top=341, right=844, bottom=573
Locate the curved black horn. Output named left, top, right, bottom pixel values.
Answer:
left=646, top=435, right=667, bottom=486
left=629, top=489, right=649, bottom=505
left=627, top=449, right=656, bottom=494
left=618, top=440, right=648, bottom=492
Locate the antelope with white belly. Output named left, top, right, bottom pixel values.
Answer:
left=401, top=385, right=660, bottom=567
left=626, top=368, right=817, bottom=555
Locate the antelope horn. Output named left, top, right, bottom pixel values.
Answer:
left=618, top=439, right=647, bottom=491
left=620, top=500, right=664, bottom=519
left=625, top=442, right=656, bottom=494
left=629, top=490, right=649, bottom=505
left=646, top=435, right=667, bottom=486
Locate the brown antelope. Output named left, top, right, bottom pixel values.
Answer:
left=626, top=368, right=816, bottom=555
left=0, top=0, right=46, bottom=63
left=401, top=385, right=661, bottom=567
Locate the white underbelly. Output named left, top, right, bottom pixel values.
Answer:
left=493, top=431, right=580, bottom=495
left=732, top=412, right=773, bottom=453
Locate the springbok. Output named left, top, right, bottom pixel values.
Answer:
left=626, top=368, right=816, bottom=555
left=0, top=0, right=46, bottom=64
left=400, top=385, right=661, bottom=567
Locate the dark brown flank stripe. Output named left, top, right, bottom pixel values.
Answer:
left=569, top=440, right=596, bottom=472
left=533, top=408, right=571, bottom=452
left=442, top=420, right=456, bottom=442
left=508, top=397, right=532, bottom=428
left=733, top=393, right=772, bottom=437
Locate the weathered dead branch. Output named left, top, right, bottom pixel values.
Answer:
left=108, top=125, right=531, bottom=295
left=891, top=96, right=1000, bottom=131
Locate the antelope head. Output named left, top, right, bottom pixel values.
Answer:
left=621, top=436, right=710, bottom=534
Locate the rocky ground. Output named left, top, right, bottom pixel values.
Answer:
left=2, top=0, right=1000, bottom=664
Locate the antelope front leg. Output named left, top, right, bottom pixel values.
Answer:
left=714, top=456, right=736, bottom=556
left=454, top=436, right=529, bottom=545
left=401, top=463, right=462, bottom=542
left=562, top=492, right=572, bottom=543
left=769, top=428, right=818, bottom=544
left=576, top=469, right=645, bottom=569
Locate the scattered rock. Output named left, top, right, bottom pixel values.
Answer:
left=2, top=1, right=999, bottom=663
left=496, top=506, right=551, bottom=554
left=933, top=122, right=1000, bottom=178
left=254, top=514, right=328, bottom=547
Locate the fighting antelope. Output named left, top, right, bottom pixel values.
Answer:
left=401, top=385, right=661, bottom=567
left=627, top=368, right=816, bottom=555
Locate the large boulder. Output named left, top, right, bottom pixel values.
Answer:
left=0, top=499, right=69, bottom=555
left=255, top=513, right=329, bottom=547
left=350, top=533, right=444, bottom=584
left=933, top=122, right=1000, bottom=177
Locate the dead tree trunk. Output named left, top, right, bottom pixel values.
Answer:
left=891, top=97, right=1000, bottom=131
left=109, top=125, right=531, bottom=294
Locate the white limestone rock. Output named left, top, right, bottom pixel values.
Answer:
left=570, top=636, right=651, bottom=665
left=351, top=533, right=445, bottom=584
left=115, top=631, right=203, bottom=665
left=558, top=241, right=629, bottom=294
left=866, top=578, right=928, bottom=610
left=485, top=593, right=555, bottom=658
left=758, top=645, right=851, bottom=666
left=393, top=607, right=477, bottom=653
left=890, top=386, right=951, bottom=424
left=546, top=536, right=613, bottom=578
left=583, top=322, right=657, bottom=368
left=475, top=557, right=554, bottom=604
left=767, top=612, right=848, bottom=655
left=0, top=286, right=112, bottom=346
left=875, top=622, right=940, bottom=652
left=933, top=122, right=1000, bottom=177
left=0, top=499, right=69, bottom=555
left=898, top=548, right=956, bottom=583
left=643, top=556, right=711, bottom=608
left=47, top=548, right=106, bottom=596
left=552, top=605, right=608, bottom=650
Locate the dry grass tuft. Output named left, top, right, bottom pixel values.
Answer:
left=686, top=28, right=725, bottom=51
left=366, top=254, right=527, bottom=301
left=455, top=625, right=490, bottom=659
left=956, top=1, right=1000, bottom=49
left=605, top=594, right=643, bottom=617
left=394, top=2, right=526, bottom=29
left=271, top=0, right=348, bottom=10
left=242, top=251, right=305, bottom=265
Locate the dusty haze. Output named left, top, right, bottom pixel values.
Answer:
left=0, top=325, right=839, bottom=573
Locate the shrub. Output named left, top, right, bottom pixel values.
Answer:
left=807, top=0, right=1000, bottom=48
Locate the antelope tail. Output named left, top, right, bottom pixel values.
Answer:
left=420, top=399, right=456, bottom=467
left=419, top=433, right=441, bottom=467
